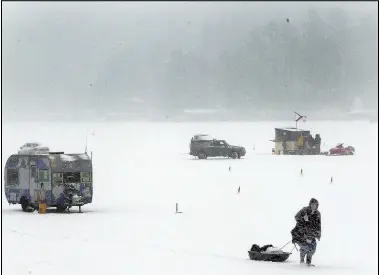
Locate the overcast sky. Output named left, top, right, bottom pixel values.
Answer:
left=2, top=1, right=378, bottom=121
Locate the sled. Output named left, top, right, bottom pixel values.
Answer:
left=248, top=250, right=291, bottom=262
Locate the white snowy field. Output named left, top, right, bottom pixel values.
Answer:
left=1, top=121, right=378, bottom=275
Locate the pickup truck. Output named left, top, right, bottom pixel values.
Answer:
left=190, top=135, right=246, bottom=159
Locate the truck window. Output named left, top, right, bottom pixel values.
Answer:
left=7, top=169, right=19, bottom=185
left=38, top=170, right=49, bottom=181
left=53, top=173, right=63, bottom=185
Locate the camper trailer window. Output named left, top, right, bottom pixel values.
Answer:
left=81, top=172, right=91, bottom=183
left=8, top=158, right=18, bottom=168
left=39, top=170, right=49, bottom=181
left=63, top=172, right=81, bottom=183
left=7, top=170, right=19, bottom=186
left=53, top=173, right=63, bottom=185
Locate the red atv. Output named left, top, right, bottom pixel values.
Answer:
left=329, top=143, right=355, bottom=156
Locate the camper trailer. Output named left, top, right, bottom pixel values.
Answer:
left=4, top=152, right=93, bottom=212
left=271, top=128, right=321, bottom=155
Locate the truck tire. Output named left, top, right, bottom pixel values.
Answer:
left=231, top=152, right=239, bottom=159
left=198, top=151, right=207, bottom=159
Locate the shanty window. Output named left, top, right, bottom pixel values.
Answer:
left=7, top=169, right=19, bottom=186
left=39, top=170, right=49, bottom=181
left=53, top=173, right=63, bottom=185
left=81, top=172, right=91, bottom=183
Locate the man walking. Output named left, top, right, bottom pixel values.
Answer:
left=291, top=198, right=322, bottom=266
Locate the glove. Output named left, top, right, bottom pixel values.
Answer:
left=304, top=214, right=309, bottom=222
left=316, top=236, right=320, bottom=241
left=306, top=239, right=312, bottom=244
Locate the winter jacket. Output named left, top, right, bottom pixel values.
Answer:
left=298, top=135, right=304, bottom=147
left=291, top=199, right=321, bottom=244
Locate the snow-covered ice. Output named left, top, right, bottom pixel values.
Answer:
left=1, top=121, right=378, bottom=275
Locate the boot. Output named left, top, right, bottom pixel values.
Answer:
left=306, top=256, right=314, bottom=266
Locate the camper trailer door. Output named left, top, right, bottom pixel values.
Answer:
left=37, top=168, right=50, bottom=202
left=29, top=161, right=38, bottom=203
left=29, top=159, right=50, bottom=204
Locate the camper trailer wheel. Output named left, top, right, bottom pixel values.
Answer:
left=20, top=197, right=33, bottom=212
left=231, top=152, right=239, bottom=159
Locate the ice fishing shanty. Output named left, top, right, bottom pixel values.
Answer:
left=4, top=152, right=93, bottom=213
left=271, top=113, right=322, bottom=155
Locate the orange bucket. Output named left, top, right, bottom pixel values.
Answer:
left=39, top=203, right=47, bottom=214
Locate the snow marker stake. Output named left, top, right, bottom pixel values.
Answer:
left=175, top=203, right=182, bottom=214
left=300, top=169, right=303, bottom=176
left=330, top=176, right=333, bottom=183
left=229, top=166, right=231, bottom=172
left=237, top=186, right=241, bottom=194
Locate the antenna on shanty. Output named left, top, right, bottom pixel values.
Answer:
left=294, top=112, right=307, bottom=129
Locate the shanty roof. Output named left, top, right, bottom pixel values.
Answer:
left=275, top=127, right=309, bottom=132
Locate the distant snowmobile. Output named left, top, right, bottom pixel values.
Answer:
left=328, top=143, right=355, bottom=156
